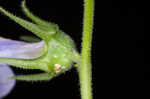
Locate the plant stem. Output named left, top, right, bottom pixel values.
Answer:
left=78, top=0, right=94, bottom=99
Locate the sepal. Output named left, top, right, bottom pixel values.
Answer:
left=8, top=73, right=54, bottom=81
left=0, top=7, right=57, bottom=42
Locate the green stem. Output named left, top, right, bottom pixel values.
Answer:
left=78, top=0, right=94, bottom=99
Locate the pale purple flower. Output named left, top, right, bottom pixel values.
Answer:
left=0, top=38, right=45, bottom=59
left=0, top=63, right=15, bottom=98
left=0, top=37, right=45, bottom=98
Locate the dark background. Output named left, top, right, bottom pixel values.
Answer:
left=0, top=0, right=148, bottom=98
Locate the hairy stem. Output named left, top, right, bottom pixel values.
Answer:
left=78, top=0, right=94, bottom=99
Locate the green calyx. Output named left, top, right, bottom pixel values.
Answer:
left=0, top=0, right=80, bottom=81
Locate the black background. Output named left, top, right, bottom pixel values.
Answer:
left=0, top=0, right=149, bottom=98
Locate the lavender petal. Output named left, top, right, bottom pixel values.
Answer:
left=0, top=38, right=45, bottom=59
left=0, top=63, right=15, bottom=98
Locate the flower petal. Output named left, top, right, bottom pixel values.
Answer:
left=0, top=63, right=15, bottom=98
left=0, top=38, right=45, bottom=59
